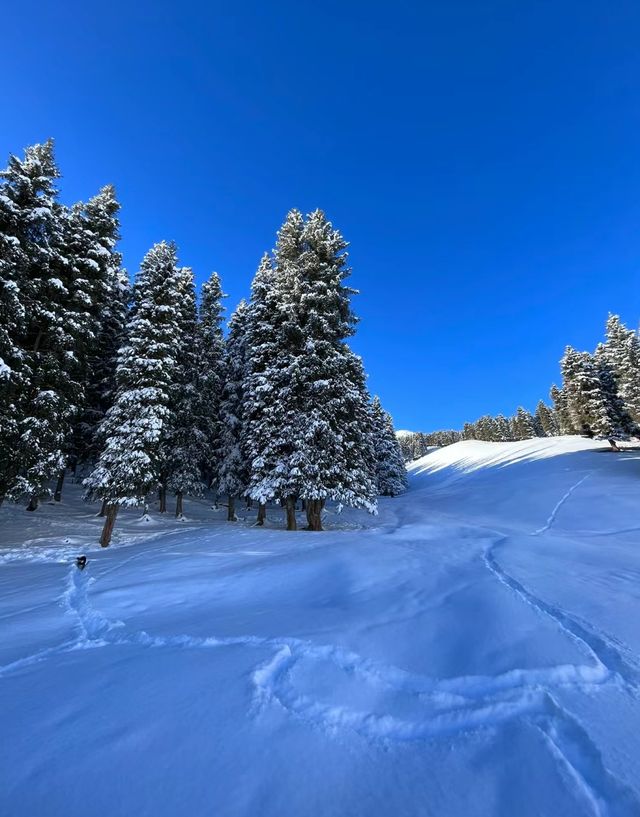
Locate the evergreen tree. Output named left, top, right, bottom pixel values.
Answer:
left=462, top=422, right=476, bottom=441
left=371, top=396, right=408, bottom=496
left=285, top=210, right=378, bottom=529
left=70, top=186, right=129, bottom=472
left=245, top=211, right=377, bottom=531
left=550, top=384, right=574, bottom=434
left=495, top=414, right=512, bottom=441
left=603, top=314, right=640, bottom=423
left=197, top=271, right=226, bottom=491
left=0, top=150, right=27, bottom=503
left=85, top=242, right=184, bottom=545
left=594, top=344, right=636, bottom=439
left=511, top=407, right=536, bottom=440
left=561, top=346, right=633, bottom=440
left=535, top=400, right=559, bottom=437
left=218, top=300, right=250, bottom=520
left=244, top=235, right=302, bottom=529
left=1, top=141, right=77, bottom=509
left=166, top=266, right=204, bottom=518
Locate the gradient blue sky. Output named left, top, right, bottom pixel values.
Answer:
left=3, top=1, right=639, bottom=430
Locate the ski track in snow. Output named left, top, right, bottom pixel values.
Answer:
left=1, top=562, right=639, bottom=816
left=531, top=473, right=592, bottom=536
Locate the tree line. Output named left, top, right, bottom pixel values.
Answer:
left=399, top=314, right=640, bottom=461
left=0, top=141, right=407, bottom=544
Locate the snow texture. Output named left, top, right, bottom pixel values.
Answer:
left=2, top=436, right=640, bottom=816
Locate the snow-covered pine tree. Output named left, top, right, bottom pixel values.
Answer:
left=166, top=266, right=205, bottom=518
left=561, top=346, right=633, bottom=442
left=511, top=407, right=536, bottom=440
left=495, top=414, right=512, bottom=441
left=550, top=384, right=574, bottom=434
left=245, top=210, right=377, bottom=531
left=197, top=271, right=226, bottom=493
left=218, top=300, right=250, bottom=521
left=462, top=422, right=476, bottom=441
left=244, top=233, right=303, bottom=529
left=535, top=400, right=559, bottom=437
left=156, top=266, right=199, bottom=514
left=0, top=141, right=79, bottom=510
left=0, top=150, right=28, bottom=504
left=594, top=343, right=637, bottom=440
left=85, top=241, right=184, bottom=546
left=70, top=186, right=129, bottom=473
left=475, top=415, right=498, bottom=441
left=370, top=396, right=408, bottom=496
left=283, top=209, right=378, bottom=530
left=603, top=314, right=640, bottom=423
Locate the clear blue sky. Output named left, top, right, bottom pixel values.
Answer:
left=3, top=0, right=640, bottom=430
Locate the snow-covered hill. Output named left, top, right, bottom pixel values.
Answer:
left=2, top=436, right=640, bottom=816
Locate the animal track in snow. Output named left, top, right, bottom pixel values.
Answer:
left=532, top=473, right=592, bottom=536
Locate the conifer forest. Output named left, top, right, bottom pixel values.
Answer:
left=0, top=141, right=407, bottom=545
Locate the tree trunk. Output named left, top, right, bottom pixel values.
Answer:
left=54, top=469, right=65, bottom=502
left=175, top=492, right=184, bottom=518
left=305, top=499, right=324, bottom=531
left=0, top=494, right=4, bottom=509
left=26, top=495, right=38, bottom=512
left=159, top=481, right=167, bottom=513
left=246, top=496, right=252, bottom=509
left=98, top=498, right=108, bottom=517
left=256, top=502, right=266, bottom=526
left=32, top=327, right=44, bottom=354
left=100, top=504, right=119, bottom=547
left=285, top=496, right=297, bottom=531
left=227, top=495, right=235, bottom=521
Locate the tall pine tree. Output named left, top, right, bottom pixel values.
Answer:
left=218, top=300, right=250, bottom=521
left=1, top=141, right=78, bottom=509
left=197, top=271, right=226, bottom=493
left=85, top=242, right=184, bottom=545
left=167, top=266, right=204, bottom=518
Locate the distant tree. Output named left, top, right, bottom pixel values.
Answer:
left=535, top=400, right=559, bottom=437
left=371, top=396, right=408, bottom=496
left=550, top=384, right=575, bottom=434
left=511, top=407, right=536, bottom=440
left=494, top=414, right=512, bottom=441
left=461, top=422, right=475, bottom=441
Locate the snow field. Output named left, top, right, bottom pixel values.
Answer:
left=2, top=436, right=640, bottom=816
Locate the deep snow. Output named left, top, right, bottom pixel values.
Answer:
left=2, top=437, right=640, bottom=816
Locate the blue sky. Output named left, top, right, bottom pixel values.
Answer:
left=2, top=0, right=640, bottom=430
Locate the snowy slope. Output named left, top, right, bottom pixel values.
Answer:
left=2, top=437, right=640, bottom=816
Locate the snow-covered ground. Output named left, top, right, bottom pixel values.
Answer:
left=2, top=436, right=640, bottom=817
